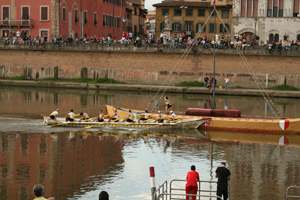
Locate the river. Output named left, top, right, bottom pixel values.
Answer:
left=0, top=86, right=300, bottom=200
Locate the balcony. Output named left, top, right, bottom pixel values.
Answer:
left=0, top=19, right=32, bottom=28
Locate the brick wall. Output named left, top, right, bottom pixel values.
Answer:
left=0, top=44, right=300, bottom=88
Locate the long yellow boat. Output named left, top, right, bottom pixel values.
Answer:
left=106, top=105, right=300, bottom=134
left=44, top=115, right=208, bottom=130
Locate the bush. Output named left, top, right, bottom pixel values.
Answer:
left=175, top=81, right=204, bottom=87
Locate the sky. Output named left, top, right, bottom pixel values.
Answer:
left=145, top=0, right=161, bottom=11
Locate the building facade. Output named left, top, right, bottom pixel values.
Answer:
left=0, top=0, right=126, bottom=40
left=145, top=11, right=156, bottom=38
left=128, top=0, right=147, bottom=38
left=232, top=0, right=300, bottom=42
left=153, top=1, right=232, bottom=40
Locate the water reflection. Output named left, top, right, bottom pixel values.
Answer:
left=1, top=86, right=300, bottom=118
left=0, top=130, right=300, bottom=199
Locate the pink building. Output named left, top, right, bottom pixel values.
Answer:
left=0, top=0, right=126, bottom=40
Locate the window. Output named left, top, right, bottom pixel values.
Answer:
left=134, top=25, right=137, bottom=36
left=241, top=0, right=246, bottom=17
left=172, top=23, right=181, bottom=32
left=294, top=0, right=299, bottom=17
left=111, top=0, right=114, bottom=4
left=103, top=13, right=105, bottom=26
left=160, top=22, right=165, bottom=31
left=107, top=0, right=110, bottom=3
left=40, top=30, right=49, bottom=38
left=198, top=9, right=205, bottom=17
left=62, top=7, right=66, bottom=22
left=110, top=16, right=113, bottom=27
left=185, top=22, right=193, bottom=31
left=122, top=0, right=125, bottom=7
left=106, top=15, right=110, bottom=27
left=103, top=0, right=105, bottom=2
left=114, top=16, right=116, bottom=28
left=122, top=21, right=125, bottom=29
left=2, top=6, right=9, bottom=23
left=297, top=34, right=300, bottom=41
left=22, top=6, right=29, bottom=25
left=84, top=11, right=88, bottom=24
left=273, top=7, right=278, bottom=17
left=134, top=8, right=137, bottom=15
left=209, top=23, right=216, bottom=33
left=162, top=9, right=169, bottom=16
left=186, top=9, right=193, bottom=17
left=275, top=34, right=279, bottom=42
left=118, top=17, right=121, bottom=28
left=219, top=23, right=230, bottom=33
left=279, top=0, right=284, bottom=17
left=221, top=10, right=229, bottom=18
left=94, top=12, right=97, bottom=26
left=269, top=34, right=274, bottom=42
left=267, top=0, right=272, bottom=17
left=75, top=9, right=78, bottom=23
left=196, top=23, right=206, bottom=33
left=40, top=6, right=48, bottom=21
left=174, top=9, right=181, bottom=16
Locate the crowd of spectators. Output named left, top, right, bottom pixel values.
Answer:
left=1, top=29, right=299, bottom=53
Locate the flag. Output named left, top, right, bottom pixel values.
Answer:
left=213, top=0, right=215, bottom=4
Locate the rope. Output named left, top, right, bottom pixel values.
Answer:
left=215, top=9, right=281, bottom=118
left=149, top=9, right=215, bottom=112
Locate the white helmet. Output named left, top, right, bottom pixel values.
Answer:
left=158, top=111, right=161, bottom=113
left=170, top=111, right=173, bottom=113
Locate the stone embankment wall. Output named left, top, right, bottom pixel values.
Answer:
left=0, top=42, right=299, bottom=88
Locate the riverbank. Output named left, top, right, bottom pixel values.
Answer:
left=1, top=79, right=300, bottom=98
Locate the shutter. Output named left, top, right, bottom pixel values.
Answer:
left=294, top=0, right=299, bottom=13
left=220, top=24, right=223, bottom=33
left=41, top=7, right=48, bottom=20
left=268, top=0, right=272, bottom=9
left=253, top=0, right=258, bottom=17
left=279, top=0, right=284, bottom=9
left=241, top=0, right=246, bottom=17
left=196, top=23, right=199, bottom=32
left=22, top=7, right=29, bottom=20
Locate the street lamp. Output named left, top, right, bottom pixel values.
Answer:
left=122, top=17, right=127, bottom=31
left=180, top=6, right=187, bottom=33
left=254, top=17, right=258, bottom=45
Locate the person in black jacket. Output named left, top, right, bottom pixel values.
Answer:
left=215, top=162, right=231, bottom=200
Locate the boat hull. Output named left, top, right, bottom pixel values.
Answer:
left=109, top=105, right=300, bottom=134
left=44, top=117, right=207, bottom=130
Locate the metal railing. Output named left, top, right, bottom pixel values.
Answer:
left=0, top=19, right=32, bottom=27
left=155, top=181, right=168, bottom=200
left=286, top=186, right=300, bottom=199
left=155, top=179, right=230, bottom=200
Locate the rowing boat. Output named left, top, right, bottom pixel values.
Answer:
left=106, top=105, right=300, bottom=134
left=43, top=116, right=209, bottom=130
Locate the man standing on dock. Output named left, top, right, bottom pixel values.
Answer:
left=215, top=162, right=231, bottom=200
left=186, top=165, right=199, bottom=200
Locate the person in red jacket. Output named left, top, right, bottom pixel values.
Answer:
left=126, top=32, right=130, bottom=39
left=122, top=31, right=126, bottom=38
left=186, top=165, right=200, bottom=200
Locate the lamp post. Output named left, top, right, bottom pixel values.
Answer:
left=254, top=17, right=258, bottom=45
left=180, top=6, right=187, bottom=33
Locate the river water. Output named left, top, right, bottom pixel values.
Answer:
left=0, top=86, right=300, bottom=200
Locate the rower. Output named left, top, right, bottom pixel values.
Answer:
left=165, top=96, right=174, bottom=114
left=79, top=112, right=89, bottom=122
left=167, top=111, right=177, bottom=123
left=108, top=109, right=119, bottom=122
left=154, top=111, right=164, bottom=123
left=49, top=109, right=59, bottom=121
left=138, top=110, right=150, bottom=123
left=94, top=110, right=104, bottom=122
left=65, top=109, right=75, bottom=122
left=122, top=110, right=134, bottom=122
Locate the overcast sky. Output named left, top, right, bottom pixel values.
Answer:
left=145, top=0, right=161, bottom=11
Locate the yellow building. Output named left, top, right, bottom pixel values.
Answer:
left=153, top=1, right=232, bottom=40
left=128, top=0, right=147, bottom=39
